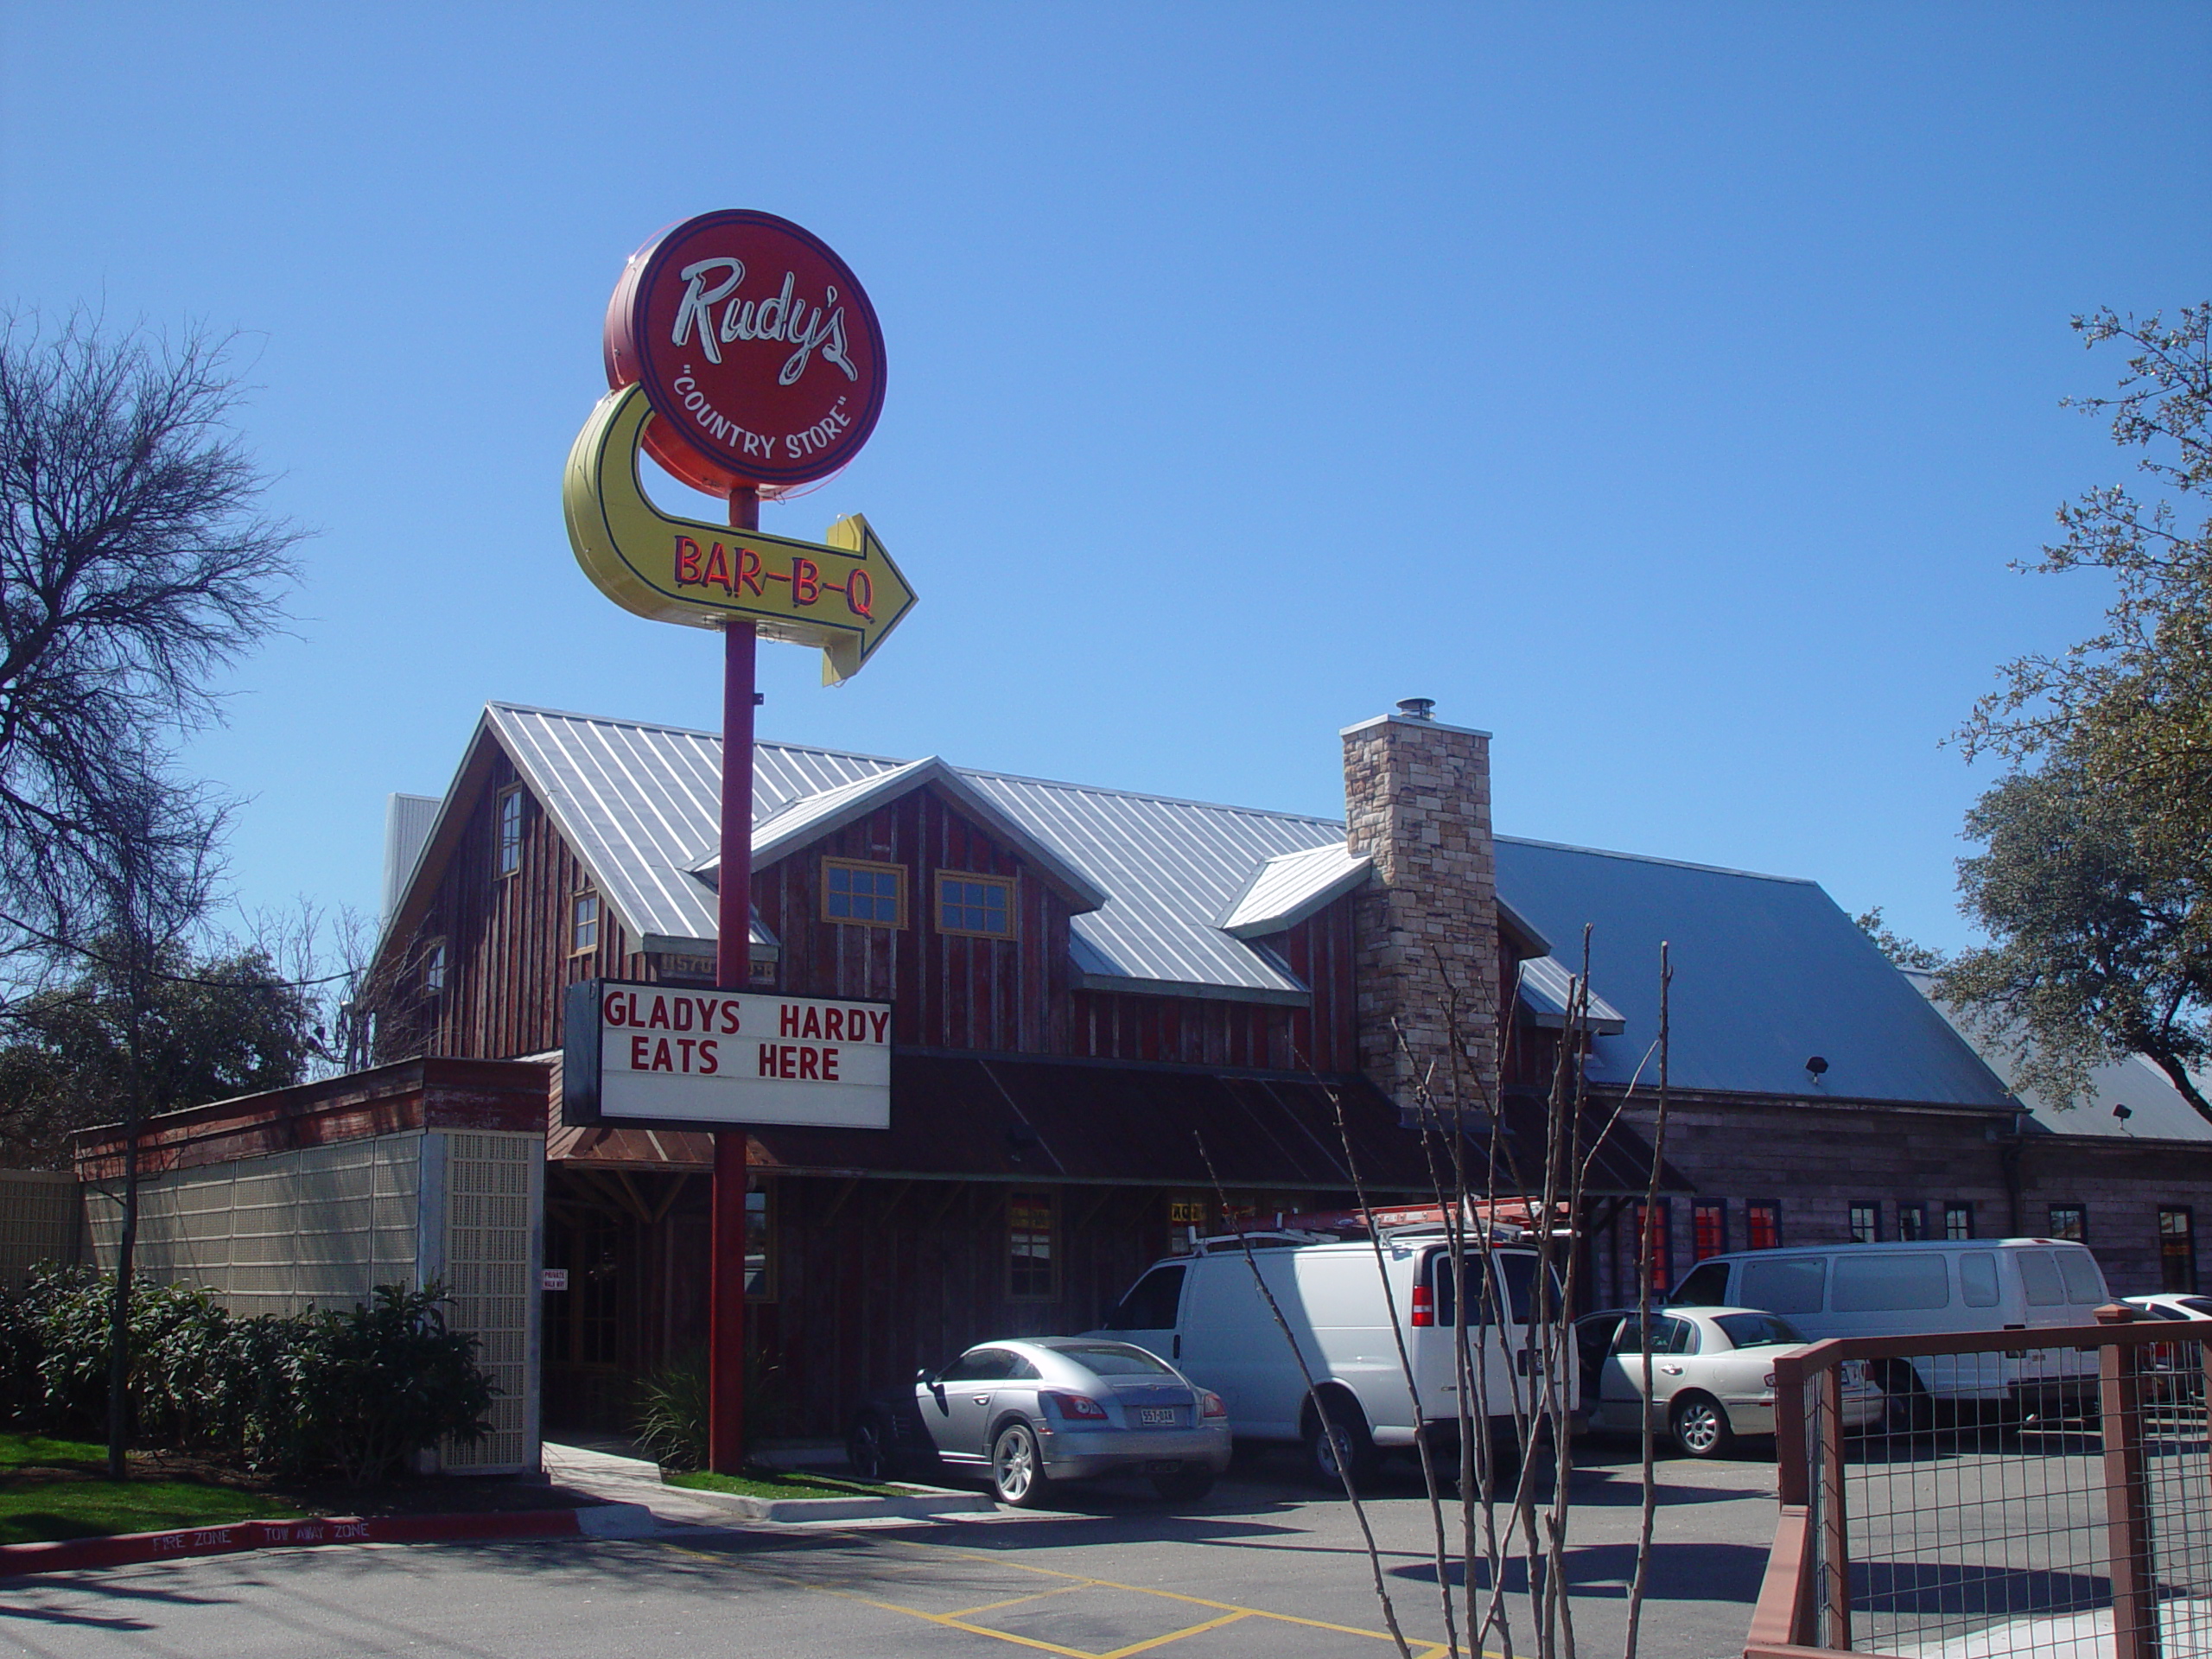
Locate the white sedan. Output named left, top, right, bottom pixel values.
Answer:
left=1573, top=1305, right=1884, bottom=1459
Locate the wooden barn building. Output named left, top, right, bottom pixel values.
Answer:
left=331, top=696, right=2212, bottom=1440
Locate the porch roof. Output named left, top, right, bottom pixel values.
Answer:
left=547, top=1051, right=1685, bottom=1197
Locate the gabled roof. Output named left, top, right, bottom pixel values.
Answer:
left=694, top=754, right=1110, bottom=912
left=1496, top=837, right=2013, bottom=1109
left=394, top=704, right=1344, bottom=1001
left=1517, top=953, right=1628, bottom=1036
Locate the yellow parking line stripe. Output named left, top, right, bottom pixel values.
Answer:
left=881, top=1534, right=1441, bottom=1643
left=1094, top=1608, right=1250, bottom=1658
left=946, top=1584, right=1094, bottom=1619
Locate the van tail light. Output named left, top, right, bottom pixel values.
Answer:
left=1200, top=1390, right=1227, bottom=1419
left=1044, top=1391, right=1108, bottom=1421
left=1411, top=1283, right=1435, bottom=1327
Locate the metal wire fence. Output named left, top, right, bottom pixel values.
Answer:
left=1749, top=1313, right=2211, bottom=1659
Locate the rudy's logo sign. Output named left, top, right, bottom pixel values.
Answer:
left=563, top=982, right=892, bottom=1129
left=604, top=209, right=887, bottom=492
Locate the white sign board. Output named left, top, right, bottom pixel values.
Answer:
left=563, top=980, right=892, bottom=1129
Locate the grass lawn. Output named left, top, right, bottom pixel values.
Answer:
left=0, top=1433, right=303, bottom=1545
left=666, top=1466, right=895, bottom=1500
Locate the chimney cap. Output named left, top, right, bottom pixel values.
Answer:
left=1395, top=697, right=1436, bottom=721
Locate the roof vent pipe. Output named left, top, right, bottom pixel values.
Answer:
left=1395, top=697, right=1435, bottom=721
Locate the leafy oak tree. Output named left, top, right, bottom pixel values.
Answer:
left=1945, top=306, right=2212, bottom=1124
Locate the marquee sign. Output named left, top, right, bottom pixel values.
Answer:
left=563, top=981, right=892, bottom=1130
left=603, top=209, right=887, bottom=493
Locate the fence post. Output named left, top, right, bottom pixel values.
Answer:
left=1816, top=1363, right=1852, bottom=1652
left=2098, top=1305, right=2158, bottom=1659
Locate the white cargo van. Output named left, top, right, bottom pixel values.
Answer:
left=1088, top=1232, right=1573, bottom=1482
left=1667, top=1239, right=2112, bottom=1422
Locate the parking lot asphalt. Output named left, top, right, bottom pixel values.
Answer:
left=0, top=1441, right=1783, bottom=1659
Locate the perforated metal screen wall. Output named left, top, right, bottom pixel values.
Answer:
left=86, top=1128, right=541, bottom=1476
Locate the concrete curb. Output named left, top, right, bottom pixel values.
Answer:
left=665, top=1481, right=996, bottom=1522
left=0, top=1502, right=658, bottom=1578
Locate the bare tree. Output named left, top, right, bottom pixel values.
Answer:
left=0, top=311, right=301, bottom=984
left=0, top=311, right=301, bottom=1477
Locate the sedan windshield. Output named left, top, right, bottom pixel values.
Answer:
left=1048, top=1342, right=1175, bottom=1376
left=1713, top=1312, right=1804, bottom=1349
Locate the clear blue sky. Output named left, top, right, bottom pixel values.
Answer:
left=3, top=3, right=2206, bottom=957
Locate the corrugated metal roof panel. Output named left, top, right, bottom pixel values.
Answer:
left=1219, top=844, right=1372, bottom=938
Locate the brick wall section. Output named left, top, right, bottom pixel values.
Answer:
left=1343, top=711, right=1500, bottom=1113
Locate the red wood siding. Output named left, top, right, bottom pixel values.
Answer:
left=753, top=786, right=1075, bottom=1053
left=377, top=745, right=648, bottom=1062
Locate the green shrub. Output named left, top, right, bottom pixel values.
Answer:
left=633, top=1352, right=708, bottom=1471
left=0, top=1268, right=494, bottom=1484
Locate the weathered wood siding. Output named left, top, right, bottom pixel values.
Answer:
left=382, top=746, right=647, bottom=1062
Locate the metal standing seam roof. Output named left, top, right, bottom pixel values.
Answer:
left=1218, top=843, right=1372, bottom=938
left=1494, top=836, right=2014, bottom=1109
left=1903, top=969, right=2212, bottom=1144
left=466, top=704, right=2015, bottom=1108
left=482, top=703, right=1344, bottom=997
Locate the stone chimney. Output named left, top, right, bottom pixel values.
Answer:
left=1344, top=701, right=1499, bottom=1115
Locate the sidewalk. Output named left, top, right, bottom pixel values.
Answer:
left=539, top=1443, right=1000, bottom=1526
left=540, top=1443, right=755, bottom=1529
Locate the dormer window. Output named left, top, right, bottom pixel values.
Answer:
left=495, top=785, right=523, bottom=878
left=937, top=872, right=1014, bottom=938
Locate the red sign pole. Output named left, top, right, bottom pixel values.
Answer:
left=709, top=483, right=760, bottom=1476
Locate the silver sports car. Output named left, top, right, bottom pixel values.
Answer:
left=847, top=1337, right=1232, bottom=1506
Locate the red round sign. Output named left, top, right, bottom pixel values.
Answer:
left=604, top=210, right=887, bottom=493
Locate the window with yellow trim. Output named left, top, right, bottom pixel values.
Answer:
left=937, top=872, right=1014, bottom=938
left=571, top=890, right=601, bottom=955
left=1007, top=1191, right=1058, bottom=1300
left=823, top=858, right=905, bottom=927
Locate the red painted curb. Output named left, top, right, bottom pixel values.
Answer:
left=0, top=1508, right=587, bottom=1578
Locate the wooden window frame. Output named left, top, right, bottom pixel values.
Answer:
left=2048, top=1202, right=2087, bottom=1243
left=1897, top=1202, right=1928, bottom=1242
left=1746, top=1200, right=1783, bottom=1250
left=746, top=1180, right=777, bottom=1303
left=1691, top=1201, right=1726, bottom=1262
left=822, top=857, right=906, bottom=929
left=1007, top=1189, right=1059, bottom=1302
left=423, top=938, right=448, bottom=999
left=1848, top=1201, right=1880, bottom=1245
left=495, top=785, right=524, bottom=879
left=934, top=871, right=1018, bottom=940
left=1944, top=1201, right=1974, bottom=1242
left=570, top=888, right=601, bottom=957
left=2159, top=1205, right=2196, bottom=1294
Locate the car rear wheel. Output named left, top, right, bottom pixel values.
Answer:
left=847, top=1410, right=901, bottom=1482
left=1669, top=1392, right=1735, bottom=1459
left=1151, top=1471, right=1215, bottom=1504
left=991, top=1422, right=1054, bottom=1508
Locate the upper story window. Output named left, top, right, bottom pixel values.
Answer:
left=423, top=939, right=448, bottom=998
left=495, top=786, right=524, bottom=878
left=937, top=872, right=1014, bottom=938
left=2048, top=1203, right=2086, bottom=1243
left=571, top=890, right=601, bottom=955
left=823, top=858, right=905, bottom=927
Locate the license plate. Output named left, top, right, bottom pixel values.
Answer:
left=1840, top=1361, right=1866, bottom=1388
left=1136, top=1408, right=1179, bottom=1426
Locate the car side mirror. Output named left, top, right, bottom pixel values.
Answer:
left=915, top=1368, right=938, bottom=1389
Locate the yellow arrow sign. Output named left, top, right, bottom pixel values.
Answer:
left=563, top=382, right=918, bottom=683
